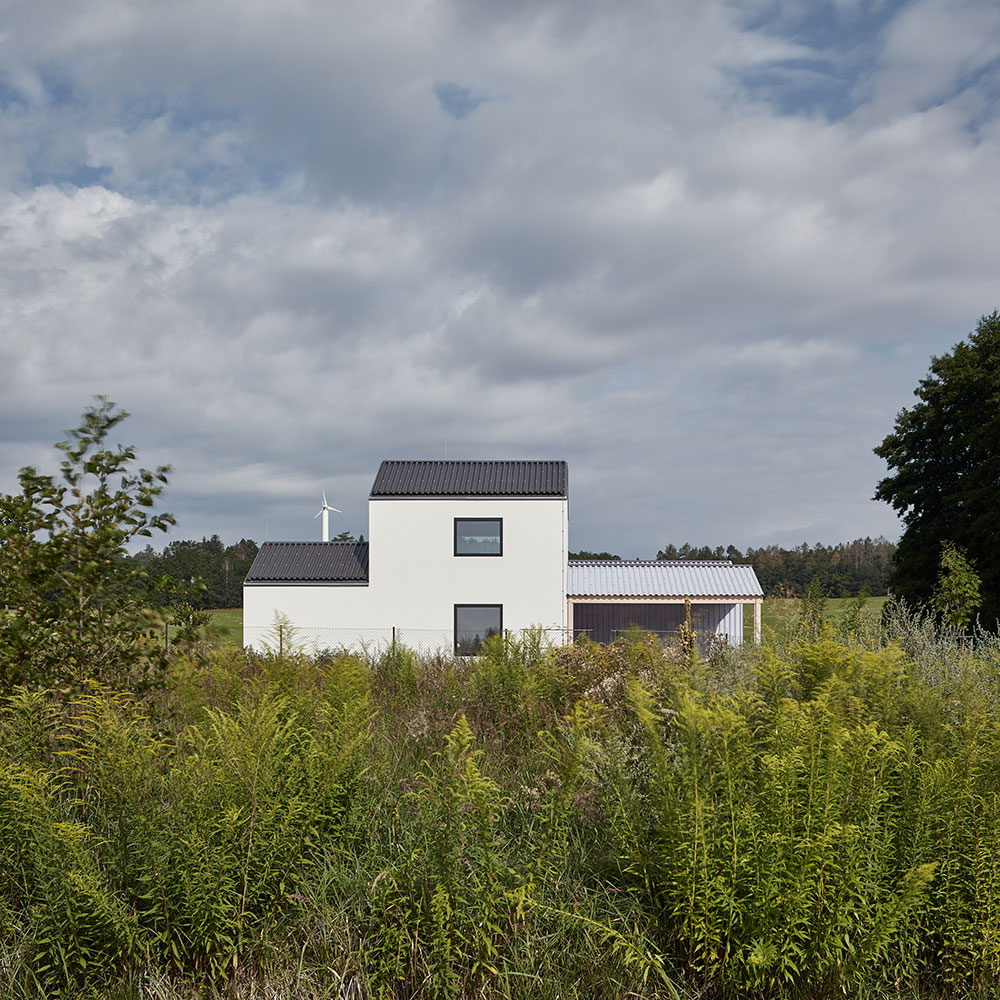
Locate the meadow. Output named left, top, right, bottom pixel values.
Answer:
left=748, top=595, right=890, bottom=638
left=203, top=608, right=244, bottom=645
left=3, top=598, right=1000, bottom=999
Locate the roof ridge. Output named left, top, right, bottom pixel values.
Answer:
left=260, top=540, right=367, bottom=546
left=569, top=558, right=736, bottom=566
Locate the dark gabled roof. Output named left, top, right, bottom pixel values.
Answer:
left=244, top=542, right=369, bottom=584
left=370, top=460, right=568, bottom=498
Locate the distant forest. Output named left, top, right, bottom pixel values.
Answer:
left=131, top=536, right=260, bottom=609
left=140, top=534, right=896, bottom=608
left=572, top=537, right=898, bottom=598
left=654, top=538, right=897, bottom=597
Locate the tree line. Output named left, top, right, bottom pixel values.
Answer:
left=130, top=535, right=260, bottom=610
left=135, top=534, right=897, bottom=610
left=131, top=533, right=897, bottom=611
left=654, top=538, right=897, bottom=597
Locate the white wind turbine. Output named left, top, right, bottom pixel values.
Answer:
left=314, top=491, right=341, bottom=542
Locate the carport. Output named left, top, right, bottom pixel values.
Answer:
left=567, top=560, right=763, bottom=645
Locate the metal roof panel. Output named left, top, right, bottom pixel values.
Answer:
left=244, top=541, right=369, bottom=583
left=567, top=560, right=763, bottom=598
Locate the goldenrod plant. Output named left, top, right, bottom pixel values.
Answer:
left=3, top=616, right=1000, bottom=996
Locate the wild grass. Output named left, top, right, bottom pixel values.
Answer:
left=3, top=608, right=1000, bottom=997
left=203, top=608, right=243, bottom=645
left=744, top=595, right=890, bottom=641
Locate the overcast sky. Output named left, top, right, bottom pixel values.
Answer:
left=2, top=0, right=998, bottom=557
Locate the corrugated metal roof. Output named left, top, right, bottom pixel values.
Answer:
left=567, top=560, right=763, bottom=598
left=370, top=460, right=568, bottom=498
left=244, top=542, right=369, bottom=584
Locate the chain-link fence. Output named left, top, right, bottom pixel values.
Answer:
left=242, top=624, right=584, bottom=658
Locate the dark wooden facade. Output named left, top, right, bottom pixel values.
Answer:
left=571, top=601, right=737, bottom=644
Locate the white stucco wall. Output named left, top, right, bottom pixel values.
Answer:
left=244, top=495, right=568, bottom=648
left=368, top=497, right=568, bottom=633
left=243, top=583, right=378, bottom=633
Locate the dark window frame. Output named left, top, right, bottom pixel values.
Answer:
left=454, top=517, right=503, bottom=557
left=454, top=604, right=503, bottom=655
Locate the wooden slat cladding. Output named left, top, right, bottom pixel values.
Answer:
left=572, top=602, right=737, bottom=644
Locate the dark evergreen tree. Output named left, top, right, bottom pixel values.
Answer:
left=135, top=536, right=260, bottom=608
left=874, top=310, right=1000, bottom=625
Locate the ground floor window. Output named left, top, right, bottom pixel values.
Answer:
left=455, top=604, right=502, bottom=655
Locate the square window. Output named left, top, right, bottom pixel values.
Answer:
left=455, top=604, right=502, bottom=655
left=454, top=518, right=502, bottom=556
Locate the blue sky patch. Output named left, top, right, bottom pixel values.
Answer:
left=734, top=0, right=912, bottom=119
left=434, top=81, right=486, bottom=120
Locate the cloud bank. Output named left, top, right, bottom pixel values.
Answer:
left=2, top=0, right=998, bottom=555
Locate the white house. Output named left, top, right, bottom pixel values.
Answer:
left=243, top=460, right=763, bottom=653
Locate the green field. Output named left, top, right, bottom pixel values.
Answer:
left=750, top=595, right=889, bottom=638
left=204, top=607, right=243, bottom=643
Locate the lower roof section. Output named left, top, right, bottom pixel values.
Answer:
left=244, top=541, right=369, bottom=585
left=568, top=560, right=763, bottom=599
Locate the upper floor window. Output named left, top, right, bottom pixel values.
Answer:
left=455, top=518, right=502, bottom=556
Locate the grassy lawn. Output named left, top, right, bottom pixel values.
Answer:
left=745, top=595, right=889, bottom=640
left=204, top=608, right=243, bottom=644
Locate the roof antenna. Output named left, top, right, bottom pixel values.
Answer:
left=313, top=491, right=341, bottom=542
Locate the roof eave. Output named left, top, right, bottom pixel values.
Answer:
left=568, top=593, right=763, bottom=600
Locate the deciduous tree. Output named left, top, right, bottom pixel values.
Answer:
left=931, top=542, right=982, bottom=631
left=874, top=311, right=1000, bottom=625
left=0, top=398, right=183, bottom=692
